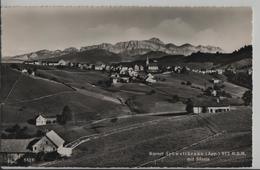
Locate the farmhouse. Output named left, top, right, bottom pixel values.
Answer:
left=0, top=130, right=68, bottom=165
left=35, top=114, right=57, bottom=126
left=0, top=139, right=36, bottom=165
left=31, top=130, right=65, bottom=153
left=193, top=99, right=231, bottom=114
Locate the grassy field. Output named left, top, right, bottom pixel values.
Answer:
left=155, top=72, right=214, bottom=88
left=36, top=69, right=109, bottom=85
left=154, top=108, right=252, bottom=167
left=3, top=91, right=130, bottom=124
left=223, top=82, right=248, bottom=98
left=1, top=65, right=22, bottom=102
left=126, top=93, right=186, bottom=113
left=49, top=106, right=251, bottom=167
left=1, top=64, right=252, bottom=168
left=6, top=76, right=73, bottom=103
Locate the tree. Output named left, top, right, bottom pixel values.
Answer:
left=27, top=68, right=33, bottom=75
left=10, top=63, right=20, bottom=70
left=58, top=105, right=72, bottom=125
left=43, top=151, right=60, bottom=161
left=180, top=67, right=188, bottom=74
left=202, top=106, right=207, bottom=113
left=186, top=81, right=192, bottom=86
left=186, top=99, right=194, bottom=113
left=171, top=95, right=180, bottom=103
left=242, top=90, right=252, bottom=106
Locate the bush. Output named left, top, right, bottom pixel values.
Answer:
left=171, top=95, right=180, bottom=103
left=186, top=81, right=192, bottom=86
left=181, top=82, right=186, bottom=85
left=110, top=117, right=118, bottom=123
left=202, top=106, right=207, bottom=113
left=43, top=151, right=60, bottom=161
left=242, top=90, right=252, bottom=106
left=35, top=130, right=45, bottom=137
left=35, top=152, right=45, bottom=161
left=27, top=118, right=36, bottom=125
left=10, top=64, right=20, bottom=70
left=185, top=99, right=194, bottom=113
left=147, top=90, right=156, bottom=95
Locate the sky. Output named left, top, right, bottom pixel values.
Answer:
left=2, top=7, right=252, bottom=57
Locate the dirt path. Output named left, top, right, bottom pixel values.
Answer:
left=5, top=91, right=75, bottom=105
left=65, top=113, right=190, bottom=149
left=1, top=72, right=23, bottom=104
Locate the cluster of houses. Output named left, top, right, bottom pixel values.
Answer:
left=0, top=130, right=71, bottom=165
left=23, top=57, right=253, bottom=77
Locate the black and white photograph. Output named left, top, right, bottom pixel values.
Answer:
left=0, top=3, right=255, bottom=168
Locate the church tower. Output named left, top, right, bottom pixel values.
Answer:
left=146, top=56, right=149, bottom=66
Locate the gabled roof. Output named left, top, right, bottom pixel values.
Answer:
left=0, top=138, right=35, bottom=153
left=45, top=130, right=65, bottom=148
left=36, top=113, right=57, bottom=119
left=148, top=63, right=159, bottom=67
left=193, top=99, right=230, bottom=107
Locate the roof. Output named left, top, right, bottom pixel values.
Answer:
left=193, top=99, right=230, bottom=107
left=148, top=63, right=159, bottom=67
left=37, top=113, right=57, bottom=119
left=0, top=138, right=35, bottom=153
left=45, top=130, right=65, bottom=147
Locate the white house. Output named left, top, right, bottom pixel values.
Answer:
left=211, top=79, right=221, bottom=84
left=145, top=73, right=156, bottom=83
left=21, top=69, right=28, bottom=74
left=94, top=65, right=104, bottom=71
left=58, top=59, right=67, bottom=66
left=35, top=114, right=57, bottom=126
left=134, top=65, right=140, bottom=71
left=147, top=63, right=159, bottom=73
left=216, top=69, right=224, bottom=75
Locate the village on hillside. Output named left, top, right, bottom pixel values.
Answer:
left=0, top=52, right=252, bottom=166
left=1, top=6, right=253, bottom=168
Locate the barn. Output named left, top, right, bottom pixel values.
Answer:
left=193, top=99, right=231, bottom=114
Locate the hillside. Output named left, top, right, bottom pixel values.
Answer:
left=45, top=49, right=121, bottom=64
left=184, top=45, right=252, bottom=66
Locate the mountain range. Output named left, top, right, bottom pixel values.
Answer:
left=4, top=37, right=223, bottom=63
